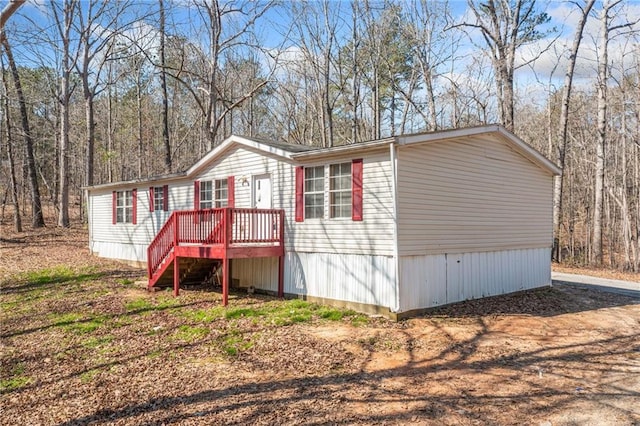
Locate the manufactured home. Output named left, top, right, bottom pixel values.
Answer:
left=86, top=125, right=561, bottom=318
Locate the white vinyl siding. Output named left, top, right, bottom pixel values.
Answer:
left=196, top=145, right=396, bottom=256
left=89, top=180, right=192, bottom=262
left=396, top=135, right=553, bottom=256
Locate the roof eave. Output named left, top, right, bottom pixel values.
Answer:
left=291, top=138, right=394, bottom=160
left=187, top=135, right=297, bottom=176
left=83, top=171, right=188, bottom=191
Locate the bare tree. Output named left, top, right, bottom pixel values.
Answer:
left=592, top=0, right=638, bottom=265
left=552, top=0, right=596, bottom=262
left=1, top=57, right=21, bottom=231
left=159, top=0, right=171, bottom=172
left=462, top=0, right=552, bottom=131
left=2, top=35, right=46, bottom=227
left=52, top=0, right=79, bottom=228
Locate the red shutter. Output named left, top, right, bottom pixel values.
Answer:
left=227, top=176, right=235, bottom=208
left=352, top=159, right=363, bottom=221
left=149, top=187, right=154, bottom=212
left=132, top=188, right=137, bottom=225
left=295, top=166, right=304, bottom=222
left=112, top=191, right=117, bottom=224
left=163, top=185, right=169, bottom=211
left=194, top=181, right=200, bottom=210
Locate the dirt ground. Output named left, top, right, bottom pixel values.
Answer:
left=1, top=221, right=639, bottom=425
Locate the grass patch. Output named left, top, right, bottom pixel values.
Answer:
left=222, top=299, right=364, bottom=326
left=125, top=296, right=180, bottom=314
left=125, top=298, right=155, bottom=312
left=173, top=325, right=210, bottom=342
left=317, top=307, right=346, bottom=321
left=52, top=312, right=108, bottom=334
left=81, top=335, right=114, bottom=349
left=80, top=369, right=100, bottom=383
left=19, top=265, right=102, bottom=286
left=220, top=330, right=254, bottom=356
left=180, top=307, right=225, bottom=323
left=0, top=364, right=31, bottom=393
left=225, top=307, right=262, bottom=319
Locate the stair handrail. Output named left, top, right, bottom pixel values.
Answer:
left=147, top=211, right=177, bottom=278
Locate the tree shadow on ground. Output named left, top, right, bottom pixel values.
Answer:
left=56, top=327, right=640, bottom=425
left=423, top=285, right=639, bottom=319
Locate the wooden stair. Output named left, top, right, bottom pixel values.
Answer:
left=149, top=254, right=221, bottom=289
left=147, top=208, right=285, bottom=305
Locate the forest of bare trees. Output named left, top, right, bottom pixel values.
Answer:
left=1, top=0, right=638, bottom=271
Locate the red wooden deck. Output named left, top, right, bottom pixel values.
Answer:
left=147, top=208, right=285, bottom=305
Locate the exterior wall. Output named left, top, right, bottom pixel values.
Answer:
left=396, top=134, right=554, bottom=256
left=88, top=143, right=395, bottom=262
left=232, top=251, right=397, bottom=311
left=88, top=180, right=192, bottom=262
left=292, top=150, right=395, bottom=255
left=398, top=247, right=551, bottom=312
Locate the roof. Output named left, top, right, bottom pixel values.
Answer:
left=85, top=125, right=559, bottom=191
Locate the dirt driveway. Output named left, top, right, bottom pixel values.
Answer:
left=1, top=224, right=639, bottom=425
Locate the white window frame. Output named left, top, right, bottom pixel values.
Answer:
left=214, top=179, right=228, bottom=208
left=304, top=166, right=324, bottom=219
left=153, top=186, right=164, bottom=211
left=329, top=162, right=352, bottom=218
left=200, top=181, right=213, bottom=209
left=116, top=190, right=133, bottom=223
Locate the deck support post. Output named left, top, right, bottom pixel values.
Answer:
left=173, top=256, right=179, bottom=297
left=278, top=255, right=284, bottom=298
left=222, top=257, right=229, bottom=306
left=278, top=210, right=285, bottom=298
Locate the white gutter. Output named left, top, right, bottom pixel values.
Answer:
left=390, top=141, right=401, bottom=313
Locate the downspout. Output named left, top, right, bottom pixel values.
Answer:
left=390, top=141, right=400, bottom=313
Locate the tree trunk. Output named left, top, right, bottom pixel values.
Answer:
left=2, top=36, right=45, bottom=227
left=593, top=6, right=609, bottom=265
left=137, top=74, right=143, bottom=177
left=2, top=65, right=22, bottom=232
left=159, top=0, right=171, bottom=172
left=552, top=0, right=595, bottom=262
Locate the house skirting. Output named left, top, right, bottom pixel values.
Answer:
left=90, top=241, right=147, bottom=266
left=232, top=251, right=398, bottom=312
left=397, top=247, right=552, bottom=313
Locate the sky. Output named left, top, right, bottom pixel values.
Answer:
left=2, top=0, right=639, bottom=99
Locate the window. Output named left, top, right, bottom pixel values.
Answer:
left=199, top=181, right=213, bottom=209
left=329, top=162, right=352, bottom=218
left=304, top=166, right=324, bottom=219
left=116, top=190, right=133, bottom=223
left=295, top=159, right=362, bottom=223
left=214, top=179, right=228, bottom=207
left=152, top=186, right=165, bottom=211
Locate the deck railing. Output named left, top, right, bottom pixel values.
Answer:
left=147, top=208, right=285, bottom=278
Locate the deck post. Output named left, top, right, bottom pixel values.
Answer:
left=173, top=256, right=179, bottom=297
left=278, top=255, right=284, bottom=298
left=278, top=210, right=285, bottom=298
left=222, top=257, right=229, bottom=306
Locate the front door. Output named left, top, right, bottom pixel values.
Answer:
left=252, top=174, right=273, bottom=241
left=253, top=174, right=272, bottom=209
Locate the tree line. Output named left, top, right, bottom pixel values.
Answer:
left=1, top=0, right=638, bottom=271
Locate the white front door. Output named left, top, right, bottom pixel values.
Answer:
left=253, top=175, right=272, bottom=209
